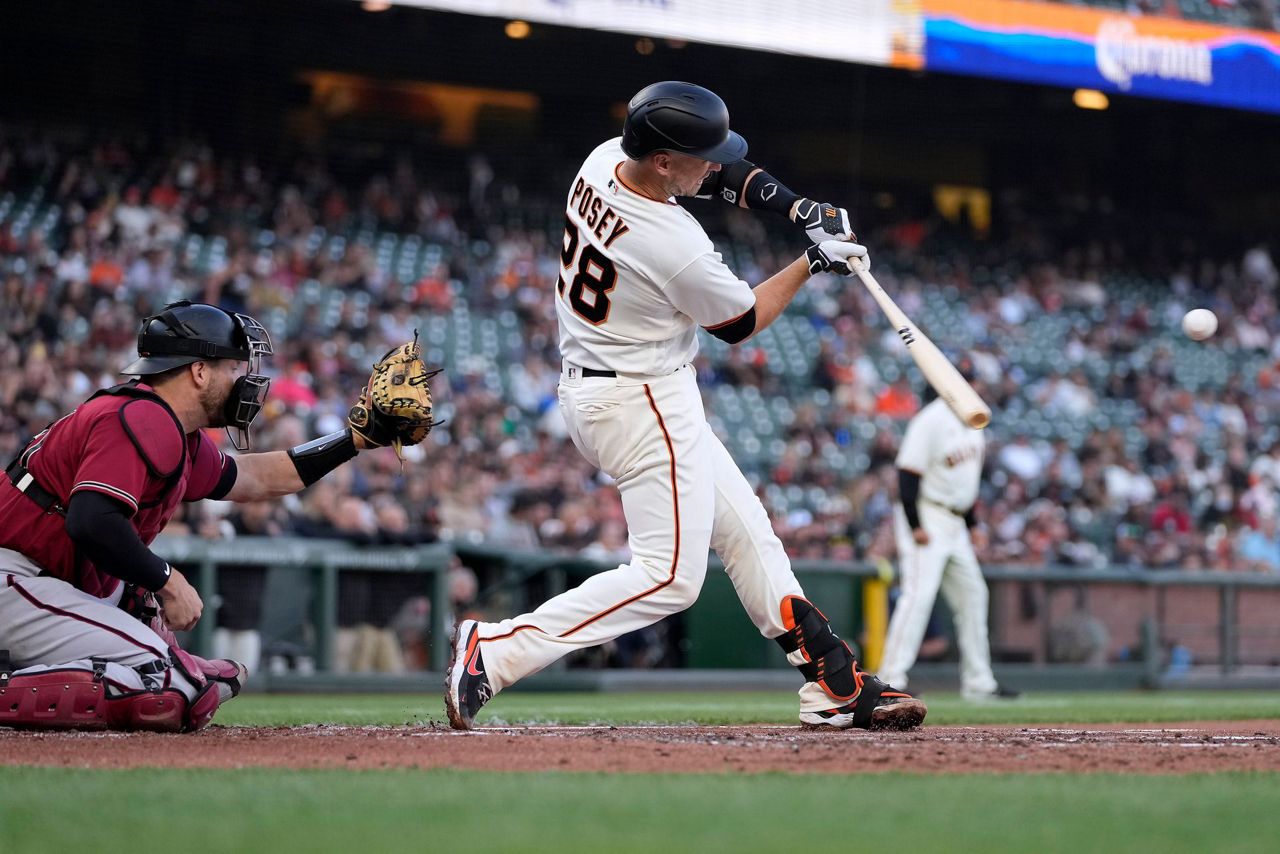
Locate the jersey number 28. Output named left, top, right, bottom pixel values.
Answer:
left=559, top=217, right=617, bottom=325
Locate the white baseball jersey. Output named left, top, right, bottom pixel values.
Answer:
left=881, top=399, right=997, bottom=697
left=555, top=137, right=755, bottom=376
left=895, top=398, right=985, bottom=511
left=467, top=137, right=850, bottom=720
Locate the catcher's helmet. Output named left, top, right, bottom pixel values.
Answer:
left=121, top=301, right=274, bottom=450
left=621, top=81, right=748, bottom=164
left=121, top=302, right=266, bottom=376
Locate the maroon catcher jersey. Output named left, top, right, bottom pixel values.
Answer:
left=0, top=383, right=232, bottom=598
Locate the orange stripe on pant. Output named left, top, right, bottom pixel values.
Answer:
left=481, top=381, right=680, bottom=645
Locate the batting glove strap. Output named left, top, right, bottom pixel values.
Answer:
left=805, top=241, right=868, bottom=276
left=792, top=198, right=855, bottom=243
left=806, top=243, right=836, bottom=275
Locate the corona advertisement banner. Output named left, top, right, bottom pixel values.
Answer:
left=922, top=0, right=1280, bottom=114
left=388, top=1, right=1280, bottom=113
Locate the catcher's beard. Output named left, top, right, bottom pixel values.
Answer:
left=200, top=376, right=233, bottom=428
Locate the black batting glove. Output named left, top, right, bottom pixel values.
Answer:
left=805, top=241, right=870, bottom=276
left=791, top=199, right=856, bottom=244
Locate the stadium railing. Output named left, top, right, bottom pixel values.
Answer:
left=154, top=536, right=453, bottom=672
left=152, top=536, right=1280, bottom=691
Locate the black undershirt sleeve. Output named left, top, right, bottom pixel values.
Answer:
left=64, top=491, right=172, bottom=591
left=897, top=468, right=923, bottom=531
left=205, top=455, right=238, bottom=501
left=704, top=306, right=757, bottom=345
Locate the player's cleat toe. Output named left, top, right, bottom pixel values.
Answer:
left=865, top=695, right=928, bottom=730
left=444, top=619, right=493, bottom=730
left=799, top=675, right=926, bottom=731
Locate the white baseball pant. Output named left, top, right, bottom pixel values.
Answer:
left=0, top=547, right=202, bottom=701
left=473, top=364, right=835, bottom=713
left=878, top=503, right=998, bottom=695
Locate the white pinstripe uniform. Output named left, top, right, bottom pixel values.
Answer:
left=470, top=138, right=835, bottom=714
left=878, top=398, right=998, bottom=696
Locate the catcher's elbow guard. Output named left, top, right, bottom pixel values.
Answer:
left=289, top=428, right=359, bottom=487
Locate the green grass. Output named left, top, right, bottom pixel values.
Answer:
left=6, top=693, right=1279, bottom=852
left=2, top=768, right=1278, bottom=853
left=214, top=690, right=1280, bottom=728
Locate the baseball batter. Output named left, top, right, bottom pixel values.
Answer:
left=447, top=81, right=926, bottom=731
left=0, top=301, right=434, bottom=731
left=877, top=385, right=1015, bottom=700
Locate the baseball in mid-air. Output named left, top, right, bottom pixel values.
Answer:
left=1182, top=308, right=1218, bottom=341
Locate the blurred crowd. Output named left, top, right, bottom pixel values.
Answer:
left=3, top=125, right=1280, bottom=609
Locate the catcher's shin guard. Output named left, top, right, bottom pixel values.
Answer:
left=106, top=687, right=193, bottom=732
left=0, top=665, right=111, bottom=730
left=775, top=596, right=861, bottom=702
left=104, top=684, right=222, bottom=733
left=161, top=645, right=230, bottom=732
left=164, top=631, right=248, bottom=704
left=103, top=661, right=222, bottom=733
left=0, top=654, right=227, bottom=733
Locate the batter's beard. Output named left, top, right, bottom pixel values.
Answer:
left=668, top=176, right=700, bottom=199
left=671, top=166, right=713, bottom=198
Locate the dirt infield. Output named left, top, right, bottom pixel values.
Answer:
left=3, top=721, right=1280, bottom=774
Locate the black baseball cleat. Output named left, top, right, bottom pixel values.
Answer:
left=800, top=674, right=927, bottom=731
left=444, top=619, right=494, bottom=730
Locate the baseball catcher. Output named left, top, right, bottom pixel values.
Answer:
left=0, top=301, right=435, bottom=732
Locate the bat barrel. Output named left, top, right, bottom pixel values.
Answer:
left=849, top=258, right=992, bottom=431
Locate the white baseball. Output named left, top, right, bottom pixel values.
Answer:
left=1182, top=308, right=1218, bottom=341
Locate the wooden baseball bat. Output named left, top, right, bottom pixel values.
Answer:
left=848, top=256, right=991, bottom=429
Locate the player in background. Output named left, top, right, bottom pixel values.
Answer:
left=447, top=81, right=926, bottom=731
left=878, top=378, right=1018, bottom=701
left=0, top=302, right=381, bottom=731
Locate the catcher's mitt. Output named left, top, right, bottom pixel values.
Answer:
left=349, top=331, right=441, bottom=461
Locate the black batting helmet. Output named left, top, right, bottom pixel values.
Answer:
left=621, top=81, right=748, bottom=164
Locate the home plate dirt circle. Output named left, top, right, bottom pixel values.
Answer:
left=3, top=721, right=1279, bottom=774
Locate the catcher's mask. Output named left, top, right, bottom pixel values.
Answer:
left=122, top=301, right=274, bottom=450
